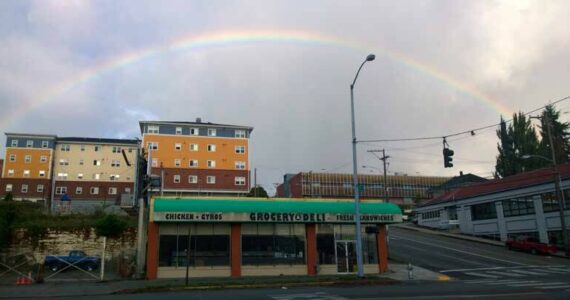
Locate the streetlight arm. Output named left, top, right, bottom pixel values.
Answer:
left=351, top=60, right=368, bottom=89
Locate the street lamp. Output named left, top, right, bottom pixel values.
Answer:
left=350, top=54, right=375, bottom=278
left=522, top=151, right=569, bottom=256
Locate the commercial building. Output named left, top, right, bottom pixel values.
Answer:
left=276, top=172, right=449, bottom=206
left=140, top=120, right=253, bottom=196
left=51, top=137, right=139, bottom=212
left=416, top=164, right=570, bottom=247
left=145, top=197, right=402, bottom=279
left=0, top=133, right=57, bottom=203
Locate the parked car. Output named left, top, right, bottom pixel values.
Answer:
left=44, top=250, right=100, bottom=272
left=505, top=236, right=557, bottom=255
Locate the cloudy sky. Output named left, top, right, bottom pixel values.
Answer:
left=1, top=0, right=570, bottom=193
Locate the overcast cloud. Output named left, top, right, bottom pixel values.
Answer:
left=1, top=0, right=570, bottom=193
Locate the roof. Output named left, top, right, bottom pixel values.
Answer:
left=421, top=164, right=570, bottom=207
left=5, top=133, right=57, bottom=139
left=152, top=197, right=402, bottom=224
left=139, top=120, right=254, bottom=131
left=57, top=137, right=139, bottom=145
left=431, top=173, right=488, bottom=191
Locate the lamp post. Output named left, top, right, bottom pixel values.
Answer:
left=350, top=54, right=375, bottom=278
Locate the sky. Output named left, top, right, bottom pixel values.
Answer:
left=1, top=0, right=570, bottom=194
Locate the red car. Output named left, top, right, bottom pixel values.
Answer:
left=506, top=236, right=558, bottom=255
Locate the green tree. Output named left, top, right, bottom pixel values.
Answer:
left=94, top=214, right=128, bottom=238
left=247, top=186, right=269, bottom=198
left=538, top=105, right=570, bottom=166
left=495, top=112, right=541, bottom=178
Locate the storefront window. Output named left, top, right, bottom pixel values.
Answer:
left=316, top=224, right=335, bottom=264
left=502, top=197, right=535, bottom=217
left=316, top=224, right=377, bottom=265
left=242, top=223, right=305, bottom=265
left=158, top=223, right=230, bottom=267
left=471, top=202, right=497, bottom=221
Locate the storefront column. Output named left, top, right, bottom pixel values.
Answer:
left=231, top=223, right=241, bottom=277
left=377, top=225, right=388, bottom=273
left=306, top=223, right=317, bottom=275
left=146, top=222, right=159, bottom=280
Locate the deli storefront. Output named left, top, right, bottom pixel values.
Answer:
left=146, top=197, right=402, bottom=279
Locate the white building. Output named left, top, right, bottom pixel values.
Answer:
left=416, top=164, right=570, bottom=247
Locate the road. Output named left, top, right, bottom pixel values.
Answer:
left=389, top=225, right=570, bottom=286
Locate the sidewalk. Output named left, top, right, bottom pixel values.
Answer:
left=0, top=263, right=445, bottom=298
left=392, top=223, right=568, bottom=258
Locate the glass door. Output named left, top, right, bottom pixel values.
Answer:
left=336, top=241, right=356, bottom=273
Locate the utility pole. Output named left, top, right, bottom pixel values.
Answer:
left=368, top=149, right=390, bottom=203
left=254, top=168, right=257, bottom=197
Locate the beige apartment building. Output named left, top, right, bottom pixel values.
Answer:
left=51, top=137, right=139, bottom=210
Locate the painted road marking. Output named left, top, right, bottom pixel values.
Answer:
left=486, top=281, right=533, bottom=286
left=485, top=271, right=526, bottom=277
left=507, top=281, right=563, bottom=287
left=537, top=284, right=570, bottom=289
left=464, top=272, right=499, bottom=279
left=509, top=269, right=549, bottom=276
left=546, top=268, right=570, bottom=273
left=270, top=292, right=347, bottom=300
left=393, top=236, right=526, bottom=266
left=440, top=265, right=570, bottom=273
left=540, top=268, right=569, bottom=274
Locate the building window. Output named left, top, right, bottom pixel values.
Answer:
left=25, top=155, right=31, bottom=163
left=90, top=187, right=99, bottom=195
left=79, top=159, right=84, bottom=165
left=125, top=187, right=131, bottom=194
left=158, top=223, right=230, bottom=268
left=11, top=139, right=18, bottom=147
left=422, top=210, right=440, bottom=220
left=235, top=145, right=245, bottom=154
left=541, top=192, right=570, bottom=213
left=175, top=143, right=182, bottom=151
left=190, top=144, right=199, bottom=151
left=21, top=184, right=28, bottom=193
left=26, top=140, right=34, bottom=148
left=112, top=146, right=122, bottom=153
left=40, top=156, right=47, bottom=163
left=503, top=197, right=536, bottom=217
left=76, top=187, right=83, bottom=195
left=207, top=176, right=216, bottom=184
left=147, top=142, right=158, bottom=151
left=23, top=170, right=30, bottom=177
left=235, top=177, right=246, bottom=186
left=176, top=127, right=182, bottom=135
left=93, top=160, right=101, bottom=166
left=207, top=128, right=216, bottom=136
left=190, top=128, right=199, bottom=135
left=207, top=160, right=216, bottom=168
left=94, top=145, right=100, bottom=152
left=42, top=141, right=49, bottom=148
left=60, top=144, right=70, bottom=151
left=55, top=187, right=67, bottom=194
left=6, top=184, right=12, bottom=192
left=59, top=159, right=69, bottom=166
left=207, top=144, right=216, bottom=152
left=111, top=160, right=120, bottom=167
left=242, top=223, right=305, bottom=265
left=108, top=187, right=117, bottom=195
left=235, top=161, right=246, bottom=170
left=77, top=173, right=83, bottom=179
left=147, top=125, right=159, bottom=134
left=189, top=175, right=198, bottom=184
left=110, top=175, right=120, bottom=181
left=174, top=175, right=181, bottom=183
left=471, top=202, right=497, bottom=221
left=152, top=159, right=158, bottom=167
left=9, top=154, right=16, bottom=162
left=93, top=173, right=100, bottom=180
left=7, top=169, right=14, bottom=177
left=174, top=159, right=181, bottom=167
left=37, top=185, right=44, bottom=193
left=189, top=160, right=198, bottom=167
left=39, top=170, right=46, bottom=177
left=80, top=145, right=85, bottom=151
left=57, top=173, right=68, bottom=180
left=235, top=130, right=246, bottom=138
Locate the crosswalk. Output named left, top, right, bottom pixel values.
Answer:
left=447, top=265, right=570, bottom=290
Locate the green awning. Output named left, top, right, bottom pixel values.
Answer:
left=152, top=197, right=402, bottom=224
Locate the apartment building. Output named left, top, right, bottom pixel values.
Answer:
left=140, top=120, right=253, bottom=196
left=0, top=133, right=57, bottom=202
left=52, top=137, right=139, bottom=209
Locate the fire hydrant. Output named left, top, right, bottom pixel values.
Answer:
left=407, top=263, right=414, bottom=280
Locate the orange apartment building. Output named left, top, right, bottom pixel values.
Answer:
left=140, top=120, right=253, bottom=196
left=0, top=133, right=57, bottom=203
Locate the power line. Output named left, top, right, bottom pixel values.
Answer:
left=359, top=95, right=570, bottom=143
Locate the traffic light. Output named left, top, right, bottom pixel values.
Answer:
left=443, top=147, right=454, bottom=168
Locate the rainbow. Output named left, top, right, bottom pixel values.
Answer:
left=2, top=29, right=513, bottom=132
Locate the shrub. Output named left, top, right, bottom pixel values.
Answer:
left=95, top=214, right=128, bottom=238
